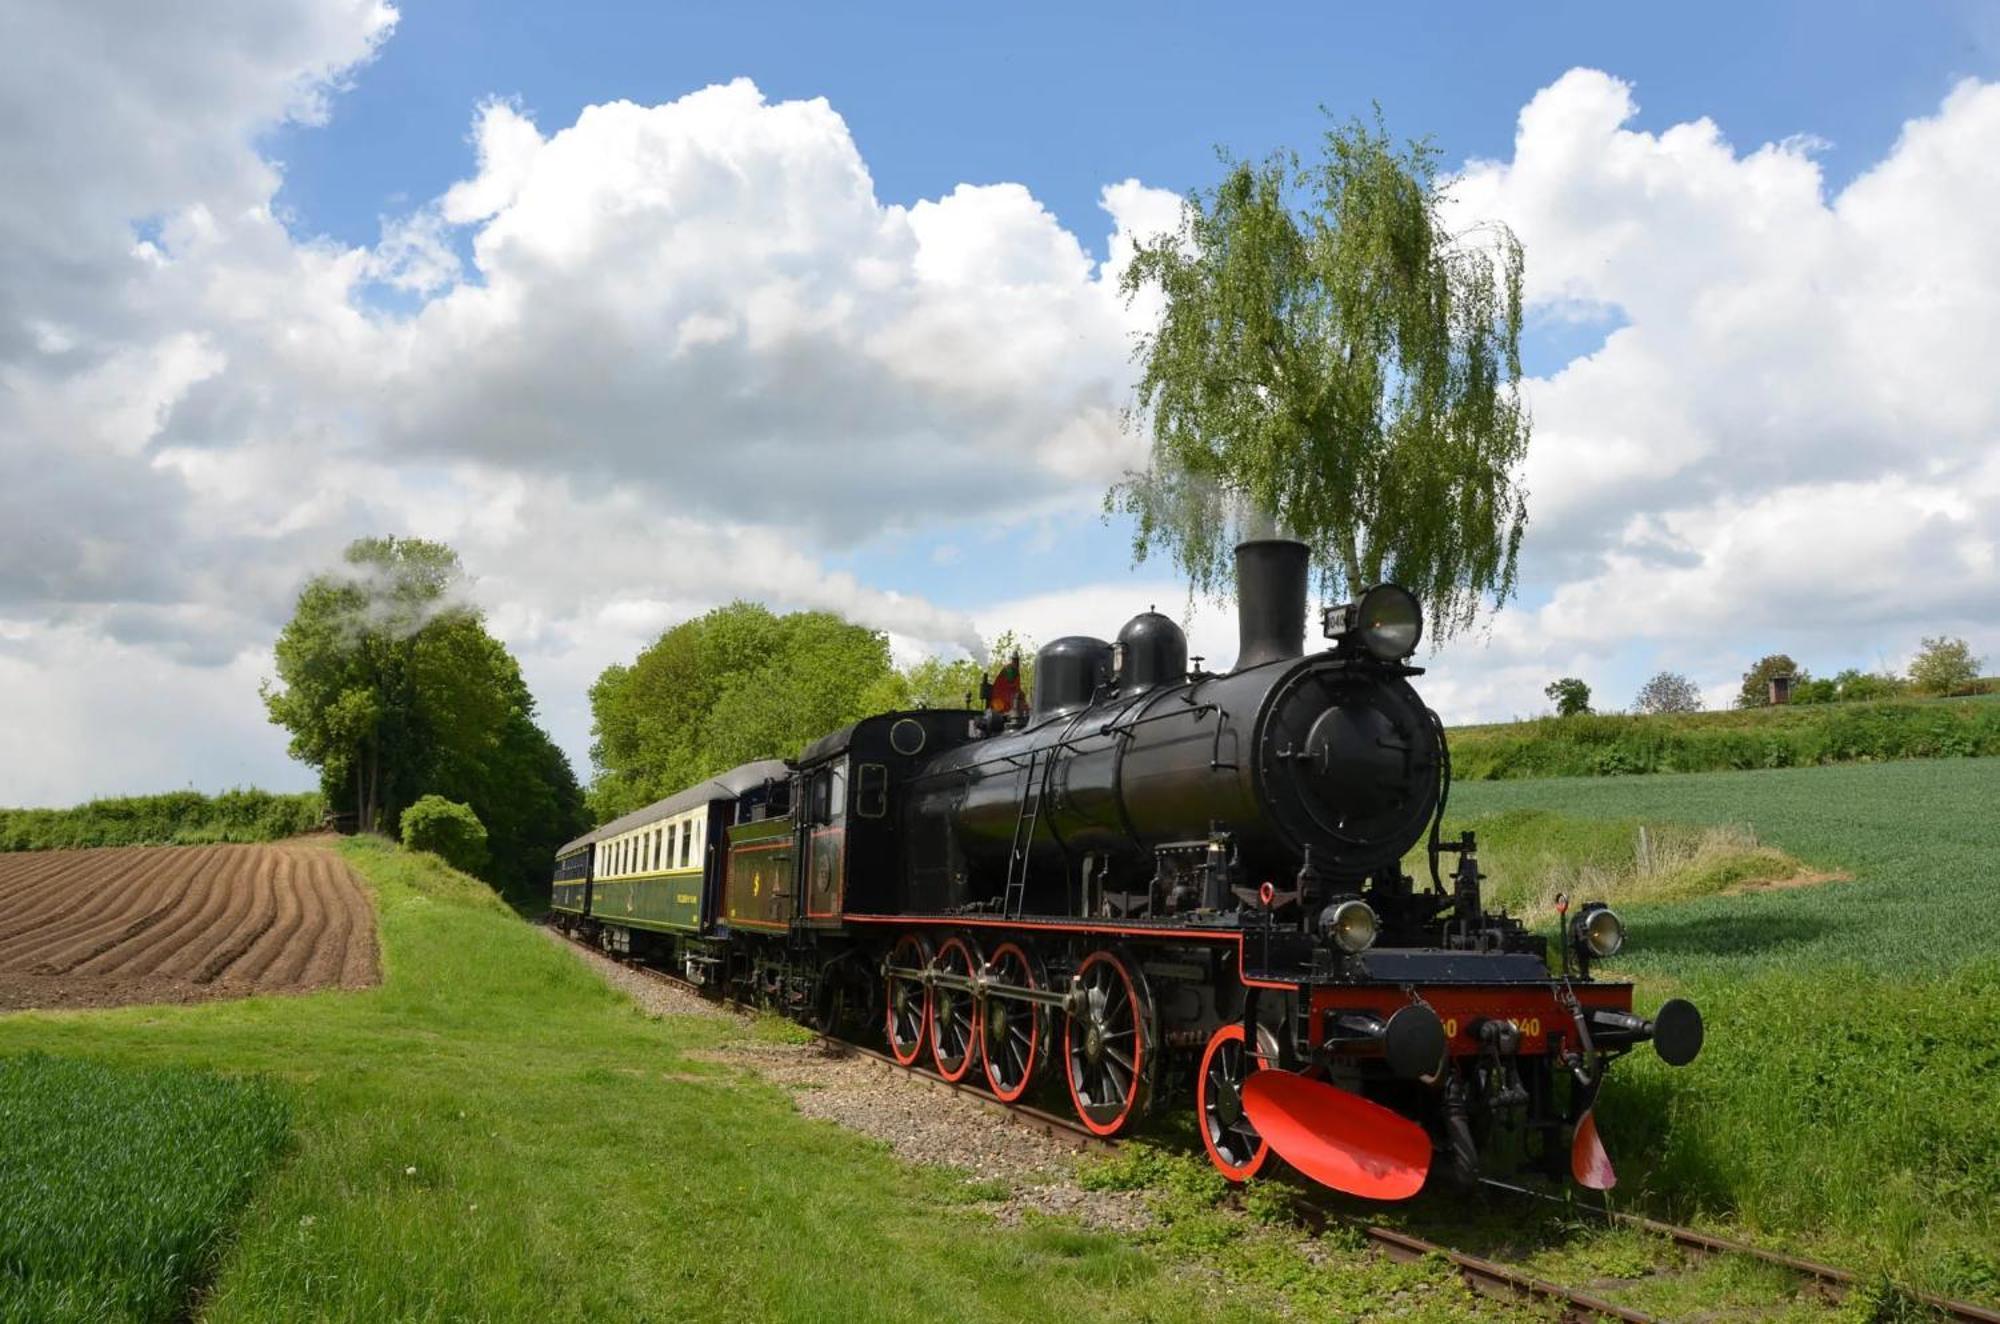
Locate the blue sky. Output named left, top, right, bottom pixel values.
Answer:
left=266, top=0, right=1995, bottom=627
left=3, top=0, right=1997, bottom=802
left=275, top=2, right=1988, bottom=257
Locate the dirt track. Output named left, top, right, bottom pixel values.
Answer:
left=0, top=841, right=378, bottom=1011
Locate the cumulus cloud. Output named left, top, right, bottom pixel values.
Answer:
left=1418, top=70, right=2000, bottom=710
left=374, top=84, right=1171, bottom=536
left=3, top=7, right=1995, bottom=805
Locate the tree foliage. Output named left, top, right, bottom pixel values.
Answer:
left=1543, top=677, right=1591, bottom=717
left=588, top=607, right=1040, bottom=823
left=589, top=603, right=896, bottom=821
left=1634, top=671, right=1702, bottom=715
left=1736, top=654, right=1805, bottom=709
left=1790, top=668, right=1910, bottom=705
left=263, top=537, right=585, bottom=899
left=401, top=795, right=489, bottom=875
left=1908, top=636, right=1983, bottom=697
left=1115, top=111, right=1529, bottom=641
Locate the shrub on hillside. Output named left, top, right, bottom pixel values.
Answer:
left=1909, top=636, right=1983, bottom=696
left=400, top=795, right=489, bottom=875
left=1544, top=677, right=1592, bottom=717
left=1633, top=671, right=1701, bottom=715
left=1449, top=696, right=2000, bottom=780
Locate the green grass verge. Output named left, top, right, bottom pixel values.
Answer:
left=0, top=789, right=325, bottom=852
left=0, top=837, right=1510, bottom=1322
left=1440, top=757, right=2000, bottom=1303
left=0, top=1054, right=292, bottom=1323
left=1448, top=694, right=2000, bottom=780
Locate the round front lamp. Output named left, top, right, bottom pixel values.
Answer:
left=1574, top=905, right=1626, bottom=959
left=1325, top=899, right=1379, bottom=954
left=1356, top=585, right=1423, bottom=661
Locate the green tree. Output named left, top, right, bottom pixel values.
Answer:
left=1737, top=654, right=1805, bottom=709
left=1543, top=677, right=1591, bottom=717
left=264, top=537, right=585, bottom=899
left=1908, top=636, right=1983, bottom=696
left=1634, top=670, right=1702, bottom=715
left=587, top=603, right=903, bottom=822
left=1115, top=112, right=1529, bottom=641
left=400, top=795, right=488, bottom=875
left=866, top=629, right=1038, bottom=714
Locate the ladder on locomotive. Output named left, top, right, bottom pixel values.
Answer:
left=1001, top=749, right=1053, bottom=918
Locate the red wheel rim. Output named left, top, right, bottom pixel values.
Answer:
left=928, top=937, right=980, bottom=1082
left=1197, top=1023, right=1269, bottom=1181
left=979, top=941, right=1040, bottom=1103
left=1064, top=949, right=1146, bottom=1136
left=885, top=935, right=929, bottom=1066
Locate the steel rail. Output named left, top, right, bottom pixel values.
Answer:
left=1479, top=1178, right=2000, bottom=1324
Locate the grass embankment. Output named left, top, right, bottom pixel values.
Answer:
left=0, top=838, right=1502, bottom=1322
left=1449, top=694, right=2000, bottom=780
left=0, top=1056, right=291, bottom=1323
left=1439, top=758, right=2000, bottom=1304
left=0, top=790, right=324, bottom=852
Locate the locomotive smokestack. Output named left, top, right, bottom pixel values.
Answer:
left=1234, top=538, right=1309, bottom=671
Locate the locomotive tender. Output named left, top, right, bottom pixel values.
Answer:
left=551, top=539, right=1703, bottom=1196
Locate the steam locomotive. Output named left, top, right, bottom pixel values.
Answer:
left=550, top=540, right=1703, bottom=1197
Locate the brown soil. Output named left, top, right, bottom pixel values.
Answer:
left=0, top=841, right=378, bottom=1011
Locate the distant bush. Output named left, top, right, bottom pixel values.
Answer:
left=1544, top=677, right=1591, bottom=717
left=1633, top=670, right=1702, bottom=715
left=1450, top=695, right=2000, bottom=781
left=400, top=795, right=489, bottom=875
left=1910, top=636, right=1983, bottom=697
left=0, top=789, right=325, bottom=852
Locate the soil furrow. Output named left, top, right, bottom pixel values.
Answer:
left=0, top=846, right=194, bottom=970
left=265, top=855, right=330, bottom=986
left=110, top=846, right=247, bottom=978
left=228, top=851, right=305, bottom=983
left=0, top=841, right=379, bottom=1009
left=189, top=855, right=280, bottom=984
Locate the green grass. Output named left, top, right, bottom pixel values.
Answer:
left=1438, top=757, right=2000, bottom=1304
left=1448, top=694, right=2000, bottom=780
left=0, top=1054, right=292, bottom=1323
left=0, top=837, right=1509, bottom=1322
left=0, top=789, right=325, bottom=852
left=1406, top=809, right=1817, bottom=922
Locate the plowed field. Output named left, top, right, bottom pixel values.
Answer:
left=0, top=841, right=377, bottom=1010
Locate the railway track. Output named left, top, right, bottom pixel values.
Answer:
left=553, top=925, right=1997, bottom=1323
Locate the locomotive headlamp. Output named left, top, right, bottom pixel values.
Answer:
left=1324, top=898, right=1379, bottom=954
left=1572, top=904, right=1626, bottom=960
left=1322, top=585, right=1423, bottom=661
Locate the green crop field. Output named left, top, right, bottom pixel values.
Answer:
left=1435, top=756, right=2000, bottom=1302
left=0, top=1055, right=291, bottom=1323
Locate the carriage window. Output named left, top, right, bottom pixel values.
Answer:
left=856, top=763, right=887, bottom=819
left=680, top=818, right=694, bottom=867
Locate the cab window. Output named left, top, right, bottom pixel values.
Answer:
left=856, top=763, right=888, bottom=819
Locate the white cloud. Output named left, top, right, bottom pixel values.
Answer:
left=1429, top=69, right=2000, bottom=713
left=2, top=14, right=1995, bottom=805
